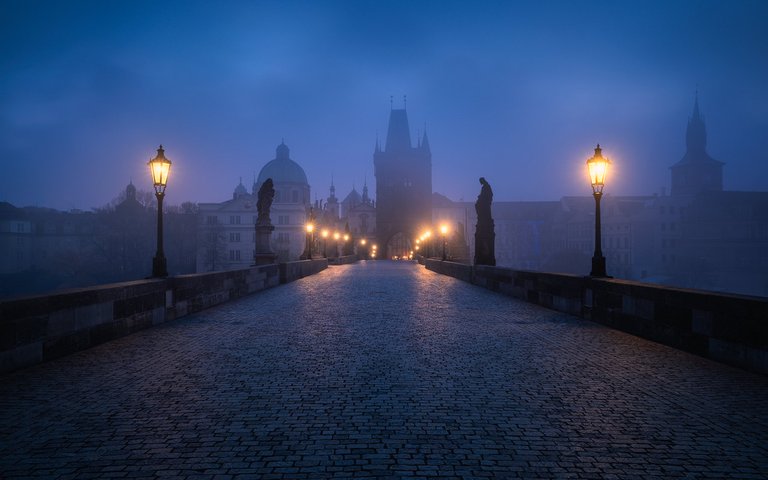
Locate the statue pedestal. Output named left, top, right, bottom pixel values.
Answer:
left=474, top=220, right=496, bottom=266
left=253, top=224, right=277, bottom=266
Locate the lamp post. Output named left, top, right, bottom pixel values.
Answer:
left=440, top=224, right=448, bottom=261
left=321, top=229, right=329, bottom=258
left=587, top=144, right=610, bottom=277
left=302, top=222, right=314, bottom=259
left=148, top=145, right=171, bottom=278
left=333, top=231, right=340, bottom=258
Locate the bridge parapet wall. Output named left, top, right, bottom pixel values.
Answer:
left=0, top=258, right=327, bottom=375
left=328, top=255, right=359, bottom=266
left=426, top=259, right=768, bottom=374
left=279, top=258, right=329, bottom=283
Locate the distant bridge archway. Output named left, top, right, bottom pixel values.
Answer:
left=385, top=232, right=412, bottom=259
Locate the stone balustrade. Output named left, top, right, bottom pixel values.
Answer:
left=0, top=259, right=327, bottom=374
left=425, top=259, right=768, bottom=375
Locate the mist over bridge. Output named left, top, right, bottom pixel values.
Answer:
left=1, top=260, right=767, bottom=479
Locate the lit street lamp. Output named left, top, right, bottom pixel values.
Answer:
left=333, top=231, right=340, bottom=258
left=587, top=144, right=610, bottom=277
left=321, top=229, right=329, bottom=258
left=302, top=222, right=314, bottom=260
left=423, top=230, right=432, bottom=257
left=440, top=224, right=448, bottom=261
left=148, top=145, right=171, bottom=277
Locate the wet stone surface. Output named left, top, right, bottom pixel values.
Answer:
left=1, top=261, right=767, bottom=479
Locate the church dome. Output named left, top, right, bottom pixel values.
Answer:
left=233, top=180, right=248, bottom=199
left=256, top=141, right=308, bottom=186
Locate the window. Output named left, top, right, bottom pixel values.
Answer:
left=16, top=223, right=25, bottom=233
left=278, top=215, right=289, bottom=225
left=229, top=250, right=241, bottom=260
left=229, top=232, right=240, bottom=242
left=206, top=216, right=217, bottom=225
left=230, top=216, right=241, bottom=225
left=292, top=190, right=299, bottom=203
left=253, top=216, right=257, bottom=225
left=275, top=190, right=282, bottom=202
left=277, top=232, right=290, bottom=243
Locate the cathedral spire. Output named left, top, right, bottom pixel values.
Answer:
left=362, top=176, right=370, bottom=204
left=686, top=91, right=707, bottom=154
left=421, top=123, right=431, bottom=153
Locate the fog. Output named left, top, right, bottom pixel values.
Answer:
left=2, top=1, right=767, bottom=210
left=2, top=1, right=767, bottom=298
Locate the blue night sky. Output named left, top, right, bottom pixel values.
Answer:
left=1, top=0, right=767, bottom=210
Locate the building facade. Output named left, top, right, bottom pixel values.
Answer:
left=0, top=183, right=197, bottom=299
left=196, top=142, right=311, bottom=271
left=430, top=94, right=768, bottom=296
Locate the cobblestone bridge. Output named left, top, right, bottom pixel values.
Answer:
left=1, top=261, right=767, bottom=479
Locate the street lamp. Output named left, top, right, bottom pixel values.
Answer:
left=302, top=222, right=314, bottom=259
left=359, top=238, right=367, bottom=257
left=440, top=224, right=448, bottom=261
left=148, top=145, right=171, bottom=277
left=321, top=229, right=329, bottom=258
left=587, top=144, right=610, bottom=277
left=333, top=231, right=340, bottom=258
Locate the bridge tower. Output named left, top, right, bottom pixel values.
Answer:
left=670, top=92, right=724, bottom=196
left=374, top=103, right=432, bottom=259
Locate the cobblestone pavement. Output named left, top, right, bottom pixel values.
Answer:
left=2, top=261, right=768, bottom=479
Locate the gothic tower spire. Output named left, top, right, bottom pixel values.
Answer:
left=670, top=91, right=724, bottom=195
left=686, top=90, right=707, bottom=154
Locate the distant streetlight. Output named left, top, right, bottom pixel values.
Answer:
left=148, top=145, right=171, bottom=277
left=333, top=231, right=340, bottom=258
left=422, top=230, right=432, bottom=257
left=440, top=224, right=449, bottom=261
left=358, top=238, right=367, bottom=258
left=302, top=222, right=314, bottom=260
left=587, top=144, right=610, bottom=277
left=321, top=229, right=329, bottom=258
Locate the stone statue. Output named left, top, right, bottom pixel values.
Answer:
left=256, top=178, right=275, bottom=226
left=253, top=178, right=277, bottom=265
left=474, top=177, right=496, bottom=266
